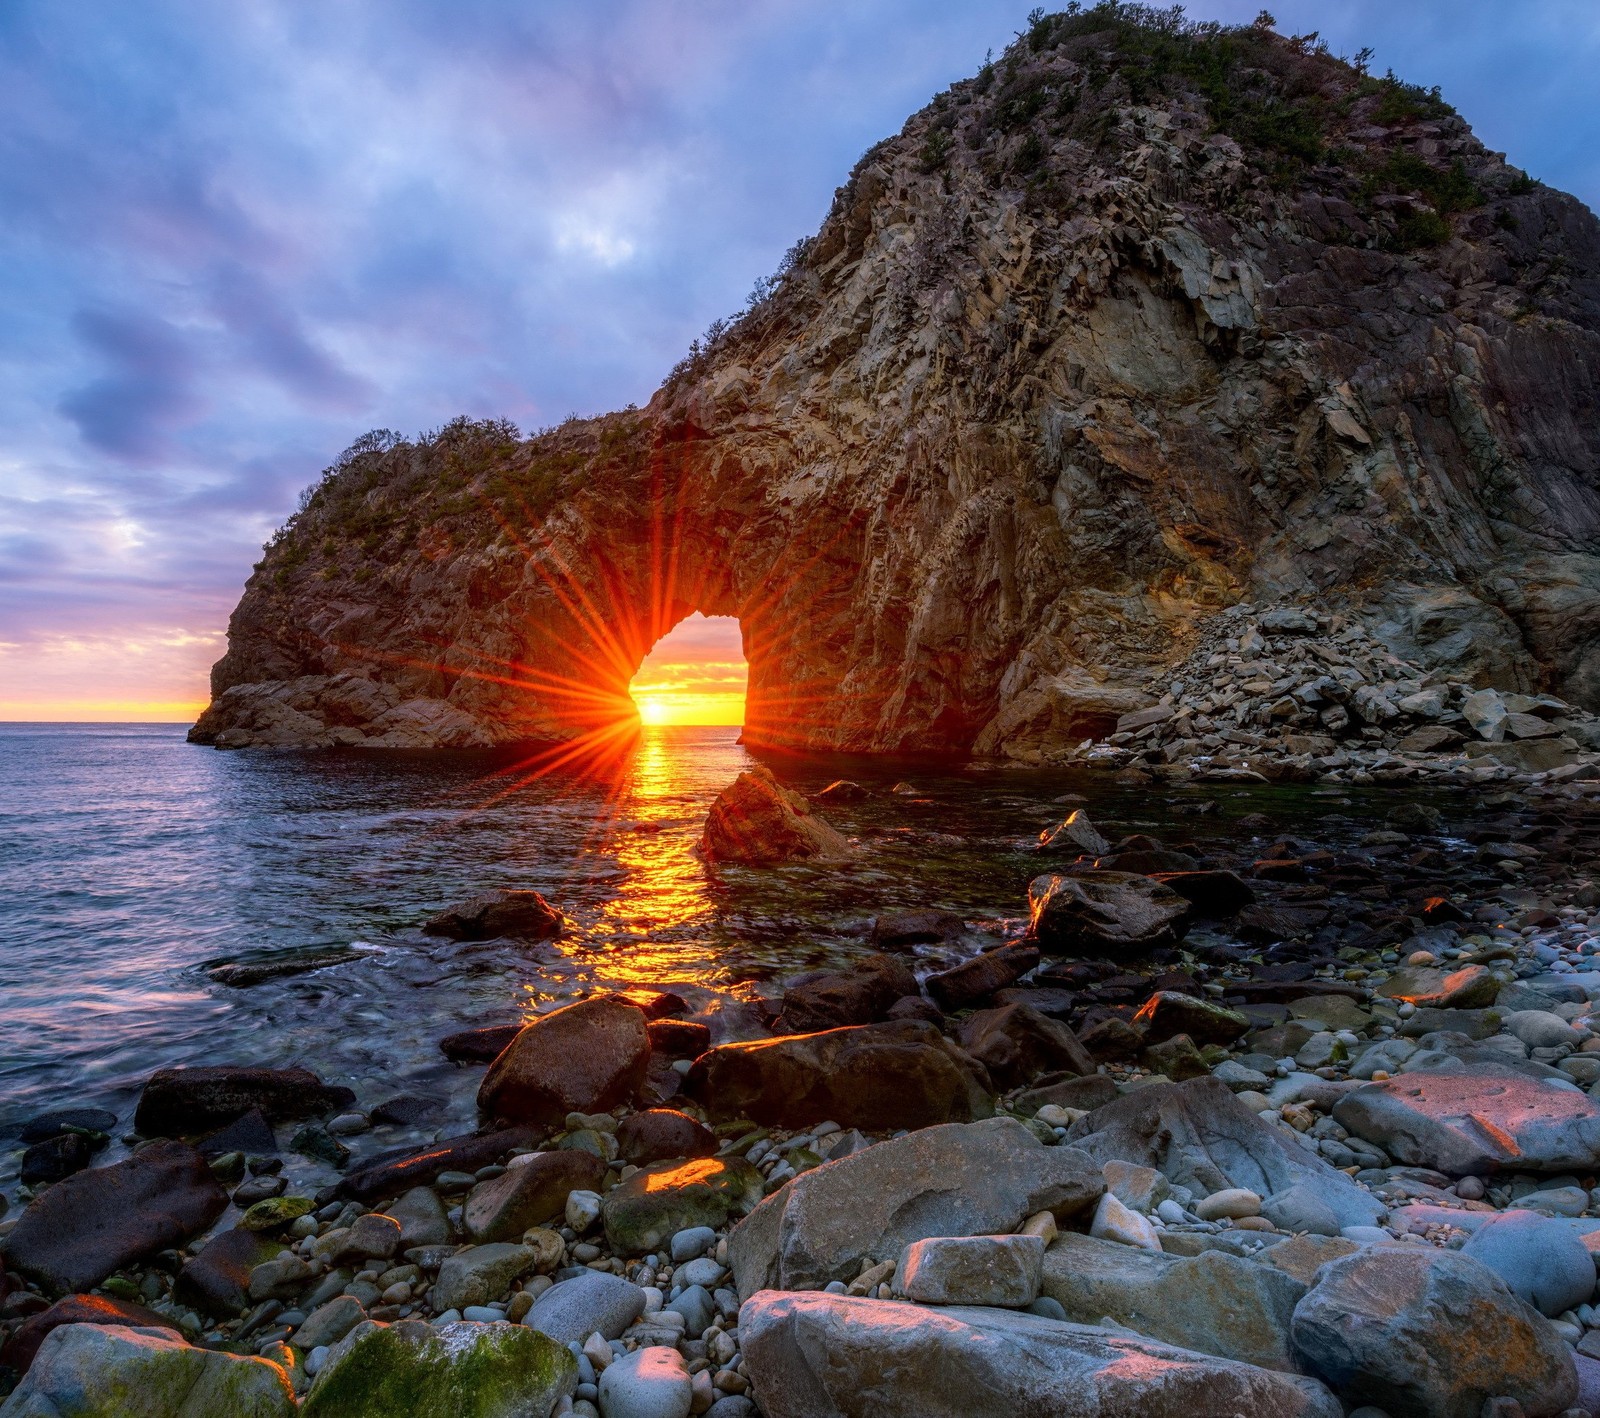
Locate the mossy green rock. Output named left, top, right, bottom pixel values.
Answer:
left=601, top=1155, right=764, bottom=1255
left=1, top=1321, right=294, bottom=1417
left=302, top=1319, right=576, bottom=1418
left=240, top=1195, right=316, bottom=1231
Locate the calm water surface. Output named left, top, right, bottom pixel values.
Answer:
left=0, top=722, right=1467, bottom=1193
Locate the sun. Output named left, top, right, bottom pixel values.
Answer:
left=637, top=696, right=670, bottom=726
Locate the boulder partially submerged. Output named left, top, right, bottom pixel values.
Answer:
left=699, top=766, right=848, bottom=864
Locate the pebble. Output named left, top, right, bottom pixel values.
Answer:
left=566, top=1189, right=603, bottom=1232
left=670, top=1226, right=717, bottom=1263
left=597, top=1345, right=694, bottom=1418
left=1195, top=1188, right=1262, bottom=1222
left=1089, top=1192, right=1160, bottom=1250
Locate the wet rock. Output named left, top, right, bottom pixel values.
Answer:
left=602, top=1156, right=764, bottom=1255
left=1333, top=1065, right=1600, bottom=1175
left=699, top=766, right=848, bottom=864
left=776, top=953, right=916, bottom=1033
left=727, top=1117, right=1102, bottom=1297
left=597, top=1345, right=693, bottom=1418
left=1133, top=991, right=1249, bottom=1046
left=956, top=1003, right=1096, bottom=1088
left=1460, top=1210, right=1597, bottom=1317
left=463, top=1149, right=608, bottom=1243
left=1077, top=1016, right=1145, bottom=1062
left=134, top=1066, right=354, bottom=1137
left=0, top=1295, right=182, bottom=1377
left=683, top=1020, right=993, bottom=1131
left=175, top=1227, right=278, bottom=1317
left=1376, top=964, right=1500, bottom=1010
left=290, top=1122, right=349, bottom=1168
left=387, top=1186, right=452, bottom=1248
left=1140, top=1033, right=1210, bottom=1081
left=815, top=779, right=870, bottom=804
left=869, top=908, right=964, bottom=948
left=925, top=944, right=1038, bottom=1011
left=337, top=1125, right=542, bottom=1203
left=1037, top=810, right=1110, bottom=856
left=522, top=1269, right=646, bottom=1344
left=429, top=1243, right=539, bottom=1312
left=20, top=1133, right=97, bottom=1186
left=1290, top=1247, right=1577, bottom=1418
left=615, top=1109, right=717, bottom=1166
left=1026, top=871, right=1191, bottom=956
left=367, top=1094, right=444, bottom=1127
left=301, top=1318, right=575, bottom=1418
left=1066, top=1079, right=1384, bottom=1231
left=15, top=1110, right=117, bottom=1145
left=739, top=1291, right=1342, bottom=1418
left=421, top=888, right=564, bottom=941
left=898, top=1234, right=1044, bottom=1308
left=1041, top=1232, right=1305, bottom=1371
left=205, top=945, right=370, bottom=987
left=1150, top=870, right=1256, bottom=916
left=1, top=1322, right=294, bottom=1418
left=884, top=995, right=944, bottom=1025
left=1235, top=903, right=1329, bottom=944
left=439, top=1024, right=523, bottom=1063
left=646, top=1019, right=710, bottom=1059
left=477, top=996, right=650, bottom=1127
left=3, top=1140, right=228, bottom=1296
left=197, top=1108, right=277, bottom=1158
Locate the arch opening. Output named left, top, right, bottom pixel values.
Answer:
left=627, top=613, right=747, bottom=727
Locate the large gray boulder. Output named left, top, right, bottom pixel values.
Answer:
left=0, top=1323, right=293, bottom=1418
left=727, top=1117, right=1102, bottom=1298
left=1065, top=1078, right=1384, bottom=1230
left=2, top=1141, right=229, bottom=1296
left=739, top=1291, right=1342, bottom=1417
left=1039, top=1232, right=1306, bottom=1372
left=522, top=1269, right=647, bottom=1345
left=1290, top=1247, right=1578, bottom=1418
left=1460, top=1209, right=1598, bottom=1317
left=1332, top=1065, right=1600, bottom=1175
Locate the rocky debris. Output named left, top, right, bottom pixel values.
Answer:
left=774, top=953, right=916, bottom=1033
left=477, top=996, right=650, bottom=1126
left=300, top=1318, right=575, bottom=1418
left=462, top=1149, right=608, bottom=1243
left=420, top=889, right=564, bottom=941
left=1053, top=604, right=1600, bottom=787
left=337, top=1125, right=542, bottom=1202
left=1066, top=1079, right=1385, bottom=1232
left=683, top=1021, right=993, bottom=1131
left=134, top=1066, right=354, bottom=1137
left=869, top=908, right=964, bottom=948
left=1333, top=1066, right=1600, bottom=1174
left=698, top=767, right=848, bottom=865
left=897, top=1234, right=1044, bottom=1308
left=728, top=1118, right=1101, bottom=1297
left=955, top=1004, right=1096, bottom=1088
left=739, top=1291, right=1342, bottom=1417
left=602, top=1157, right=764, bottom=1256
left=1027, top=872, right=1192, bottom=955
left=521, top=1269, right=645, bottom=1344
left=15, top=1109, right=117, bottom=1145
left=0, top=1295, right=182, bottom=1377
left=924, top=944, right=1038, bottom=1011
left=1460, top=1210, right=1598, bottom=1318
left=1, top=1322, right=294, bottom=1417
left=1290, top=1247, right=1578, bottom=1418
left=3, top=1141, right=228, bottom=1296
left=1040, top=1232, right=1304, bottom=1372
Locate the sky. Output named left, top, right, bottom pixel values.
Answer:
left=1, top=1, right=1598, bottom=722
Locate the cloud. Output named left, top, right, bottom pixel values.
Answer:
left=56, top=308, right=202, bottom=460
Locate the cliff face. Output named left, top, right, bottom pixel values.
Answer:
left=193, top=6, right=1600, bottom=756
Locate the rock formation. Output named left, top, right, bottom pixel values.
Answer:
left=192, top=7, right=1600, bottom=754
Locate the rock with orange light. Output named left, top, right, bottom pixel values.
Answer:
left=682, top=1020, right=993, bottom=1132
left=1375, top=963, right=1501, bottom=1011
left=1332, top=1064, right=1600, bottom=1175
left=698, top=766, right=848, bottom=865
left=727, top=1117, right=1101, bottom=1298
left=477, top=996, right=650, bottom=1127
left=601, top=1155, right=764, bottom=1256
left=421, top=888, right=564, bottom=942
left=738, top=1291, right=1344, bottom=1418
left=1026, top=871, right=1192, bottom=956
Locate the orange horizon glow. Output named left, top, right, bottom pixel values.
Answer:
left=628, top=612, right=747, bottom=727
